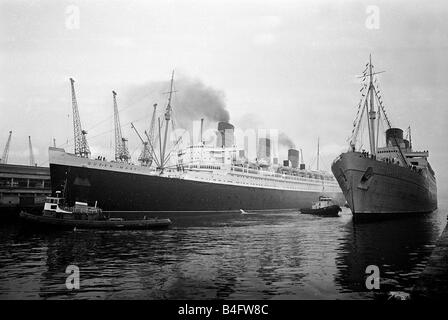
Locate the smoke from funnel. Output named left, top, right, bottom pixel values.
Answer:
left=279, top=132, right=296, bottom=149
left=180, top=77, right=230, bottom=123
left=123, top=75, right=229, bottom=130
left=122, top=75, right=297, bottom=158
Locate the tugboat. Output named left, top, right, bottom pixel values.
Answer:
left=300, top=196, right=342, bottom=217
left=19, top=191, right=172, bottom=230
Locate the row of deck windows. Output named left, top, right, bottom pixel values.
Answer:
left=194, top=171, right=339, bottom=192
left=187, top=164, right=334, bottom=183
left=0, top=177, right=50, bottom=188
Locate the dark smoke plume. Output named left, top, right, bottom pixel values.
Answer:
left=121, top=75, right=297, bottom=154
left=178, top=77, right=229, bottom=123
left=123, top=74, right=229, bottom=130
left=279, top=132, right=296, bottom=149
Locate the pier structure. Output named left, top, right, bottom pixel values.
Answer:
left=0, top=163, right=51, bottom=216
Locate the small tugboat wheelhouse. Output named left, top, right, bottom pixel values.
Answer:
left=300, top=196, right=342, bottom=217
left=19, top=192, right=172, bottom=230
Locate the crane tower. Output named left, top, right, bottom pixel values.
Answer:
left=131, top=123, right=153, bottom=166
left=70, top=78, right=90, bottom=158
left=148, top=104, right=157, bottom=154
left=112, top=91, right=130, bottom=162
left=1, top=131, right=12, bottom=164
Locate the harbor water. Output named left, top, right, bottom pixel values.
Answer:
left=0, top=199, right=447, bottom=300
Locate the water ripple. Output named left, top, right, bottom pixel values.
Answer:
left=0, top=208, right=446, bottom=299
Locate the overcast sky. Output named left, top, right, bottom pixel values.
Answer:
left=1, top=0, right=448, bottom=197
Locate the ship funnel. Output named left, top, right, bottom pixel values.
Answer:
left=299, top=148, right=305, bottom=170
left=288, top=149, right=299, bottom=168
left=200, top=118, right=204, bottom=144
left=217, top=121, right=234, bottom=148
left=257, top=138, right=271, bottom=163
left=386, top=128, right=404, bottom=147
left=403, top=139, right=410, bottom=149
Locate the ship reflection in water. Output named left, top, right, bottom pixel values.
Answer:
left=0, top=205, right=446, bottom=299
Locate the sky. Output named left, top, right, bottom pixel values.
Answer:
left=1, top=0, right=448, bottom=196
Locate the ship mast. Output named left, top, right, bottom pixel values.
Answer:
left=160, top=71, right=175, bottom=167
left=408, top=126, right=412, bottom=149
left=158, top=117, right=163, bottom=167
left=317, top=137, right=320, bottom=171
left=367, top=54, right=377, bottom=156
left=350, top=55, right=386, bottom=154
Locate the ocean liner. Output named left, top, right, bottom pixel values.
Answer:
left=331, top=56, right=437, bottom=214
left=48, top=76, right=344, bottom=216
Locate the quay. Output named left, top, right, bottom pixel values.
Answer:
left=0, top=163, right=51, bottom=217
left=412, top=218, right=448, bottom=299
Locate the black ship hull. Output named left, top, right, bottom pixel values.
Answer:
left=50, top=163, right=345, bottom=218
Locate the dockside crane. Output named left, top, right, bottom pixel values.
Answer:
left=70, top=78, right=90, bottom=158
left=1, top=131, right=12, bottom=164
left=147, top=103, right=157, bottom=155
left=131, top=122, right=156, bottom=166
left=112, top=91, right=130, bottom=162
left=28, top=136, right=35, bottom=166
